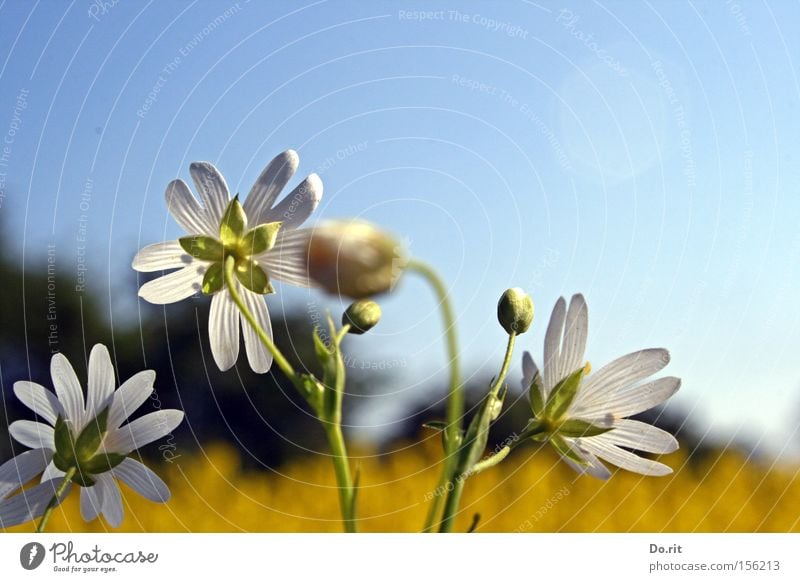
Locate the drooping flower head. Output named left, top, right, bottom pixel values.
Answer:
left=133, top=151, right=323, bottom=373
left=0, top=345, right=183, bottom=528
left=522, top=294, right=680, bottom=478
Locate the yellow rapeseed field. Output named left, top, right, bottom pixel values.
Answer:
left=6, top=441, right=799, bottom=532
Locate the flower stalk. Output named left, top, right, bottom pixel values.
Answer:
left=35, top=466, right=76, bottom=533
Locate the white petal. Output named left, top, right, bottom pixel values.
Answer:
left=9, top=421, right=55, bottom=451
left=560, top=438, right=612, bottom=480
left=558, top=294, right=588, bottom=382
left=86, top=344, right=116, bottom=421
left=592, top=419, right=679, bottom=454
left=0, top=449, right=52, bottom=499
left=165, top=179, right=216, bottom=236
left=521, top=351, right=538, bottom=391
left=112, top=458, right=170, bottom=502
left=574, top=376, right=681, bottom=420
left=41, top=462, right=65, bottom=483
left=103, top=410, right=184, bottom=454
left=80, top=484, right=103, bottom=521
left=209, top=291, right=240, bottom=371
left=190, top=161, right=230, bottom=226
left=0, top=479, right=69, bottom=529
left=543, top=297, right=566, bottom=396
left=239, top=289, right=274, bottom=374
left=263, top=173, right=323, bottom=230
left=580, top=438, right=673, bottom=476
left=137, top=262, right=206, bottom=304
left=108, top=370, right=155, bottom=431
left=132, top=241, right=191, bottom=273
left=13, top=381, right=63, bottom=425
left=51, top=352, right=85, bottom=425
left=259, top=229, right=313, bottom=287
left=243, top=150, right=299, bottom=224
left=574, top=348, right=671, bottom=409
left=96, top=473, right=123, bottom=527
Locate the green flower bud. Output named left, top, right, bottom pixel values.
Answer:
left=305, top=220, right=406, bottom=299
left=342, top=299, right=382, bottom=334
left=497, top=287, right=534, bottom=335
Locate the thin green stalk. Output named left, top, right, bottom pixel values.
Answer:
left=223, top=255, right=296, bottom=381
left=439, top=332, right=516, bottom=532
left=36, top=466, right=76, bottom=533
left=225, top=255, right=355, bottom=532
left=323, top=423, right=357, bottom=533
left=407, top=260, right=462, bottom=532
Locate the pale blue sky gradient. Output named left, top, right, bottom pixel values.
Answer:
left=1, top=1, right=799, bottom=455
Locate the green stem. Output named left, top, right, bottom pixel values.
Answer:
left=323, top=423, right=357, bottom=533
left=36, top=466, right=76, bottom=533
left=225, top=256, right=356, bottom=532
left=407, top=260, right=463, bottom=532
left=439, top=332, right=516, bottom=532
left=223, top=255, right=296, bottom=381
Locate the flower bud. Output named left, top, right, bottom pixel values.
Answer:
left=305, top=220, right=406, bottom=299
left=497, top=287, right=534, bottom=335
left=342, top=299, right=382, bottom=334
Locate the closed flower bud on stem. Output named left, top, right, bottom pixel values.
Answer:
left=305, top=220, right=406, bottom=299
left=342, top=299, right=382, bottom=334
left=497, top=287, right=534, bottom=334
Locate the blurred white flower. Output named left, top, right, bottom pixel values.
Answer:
left=0, top=345, right=183, bottom=528
left=133, top=150, right=322, bottom=373
left=522, top=294, right=680, bottom=479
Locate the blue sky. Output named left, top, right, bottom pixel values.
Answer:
left=1, top=1, right=799, bottom=455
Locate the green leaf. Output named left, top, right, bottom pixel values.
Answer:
left=241, top=222, right=282, bottom=256
left=74, top=407, right=109, bottom=462
left=53, top=416, right=75, bottom=468
left=457, top=388, right=506, bottom=477
left=179, top=235, right=224, bottom=262
left=544, top=367, right=584, bottom=421
left=81, top=452, right=127, bottom=475
left=549, top=434, right=588, bottom=466
left=312, top=327, right=332, bottom=364
left=528, top=372, right=545, bottom=418
left=422, top=421, right=448, bottom=431
left=235, top=259, right=273, bottom=294
left=202, top=262, right=224, bottom=295
left=219, top=197, right=247, bottom=245
left=557, top=419, right=613, bottom=438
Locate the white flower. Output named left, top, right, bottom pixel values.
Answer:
left=522, top=294, right=680, bottom=479
left=133, top=150, right=323, bottom=373
left=0, top=345, right=184, bottom=528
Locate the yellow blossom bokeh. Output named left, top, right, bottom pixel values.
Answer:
left=5, top=441, right=799, bottom=533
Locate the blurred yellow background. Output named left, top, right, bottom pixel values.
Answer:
left=6, top=441, right=799, bottom=533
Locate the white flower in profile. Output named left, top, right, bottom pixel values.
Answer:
left=133, top=150, right=323, bottom=373
left=0, top=345, right=183, bottom=528
left=521, top=294, right=680, bottom=478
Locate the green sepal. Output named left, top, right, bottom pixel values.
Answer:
left=518, top=418, right=547, bottom=442
left=220, top=196, right=246, bottom=245
left=556, top=419, right=613, bottom=438
left=235, top=259, right=273, bottom=294
left=53, top=415, right=76, bottom=469
left=202, top=262, right=224, bottom=295
left=529, top=372, right=545, bottom=418
left=241, top=222, right=281, bottom=255
left=71, top=472, right=97, bottom=487
left=80, top=452, right=127, bottom=475
left=544, top=367, right=584, bottom=421
left=74, top=407, right=109, bottom=462
left=549, top=433, right=588, bottom=466
left=179, top=235, right=224, bottom=262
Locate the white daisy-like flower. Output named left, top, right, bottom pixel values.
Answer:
left=133, top=150, right=323, bottom=373
left=522, top=294, right=680, bottom=479
left=0, top=344, right=184, bottom=528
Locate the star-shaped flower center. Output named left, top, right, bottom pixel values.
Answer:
left=179, top=197, right=282, bottom=295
